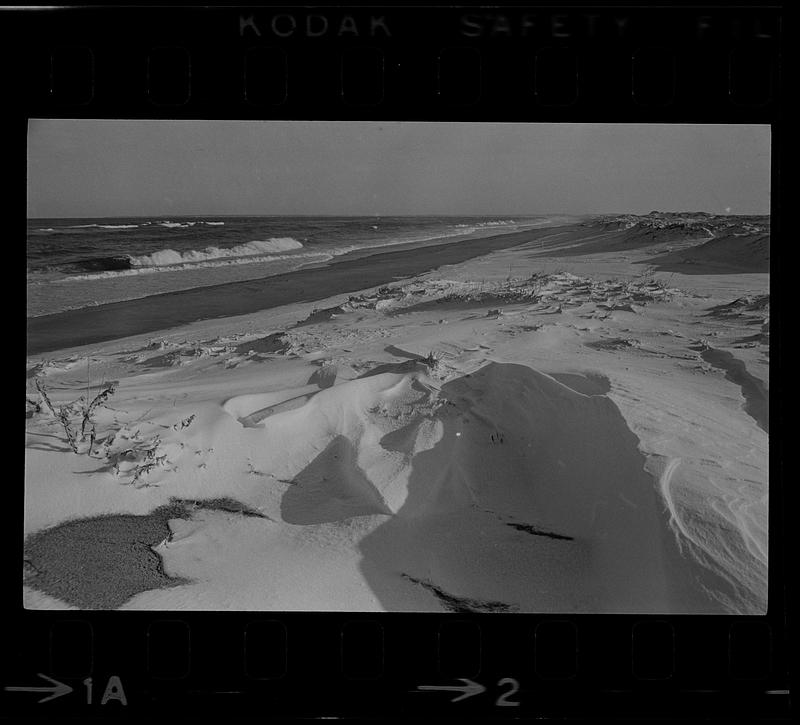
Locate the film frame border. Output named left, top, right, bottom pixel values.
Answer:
left=7, top=2, right=787, bottom=721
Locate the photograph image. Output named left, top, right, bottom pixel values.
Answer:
left=24, top=120, right=769, bottom=614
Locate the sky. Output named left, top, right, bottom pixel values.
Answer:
left=27, top=120, right=771, bottom=218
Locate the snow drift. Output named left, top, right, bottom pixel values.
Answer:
left=219, top=360, right=733, bottom=612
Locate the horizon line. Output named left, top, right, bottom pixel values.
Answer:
left=26, top=210, right=770, bottom=221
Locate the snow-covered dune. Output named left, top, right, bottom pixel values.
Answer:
left=24, top=218, right=769, bottom=613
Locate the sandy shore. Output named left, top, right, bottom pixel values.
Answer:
left=27, top=223, right=577, bottom=356
left=24, top=215, right=769, bottom=613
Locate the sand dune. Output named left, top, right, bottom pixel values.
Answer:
left=646, top=233, right=769, bottom=274
left=24, top=215, right=769, bottom=613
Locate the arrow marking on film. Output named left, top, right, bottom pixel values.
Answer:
left=416, top=677, right=486, bottom=702
left=4, top=673, right=73, bottom=703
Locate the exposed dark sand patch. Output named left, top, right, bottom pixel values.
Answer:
left=401, top=574, right=518, bottom=613
left=24, top=497, right=267, bottom=609
left=24, top=502, right=190, bottom=609
left=699, top=347, right=769, bottom=433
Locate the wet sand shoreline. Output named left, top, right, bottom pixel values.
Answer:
left=27, top=224, right=582, bottom=356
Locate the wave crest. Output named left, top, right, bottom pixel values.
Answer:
left=129, top=238, right=304, bottom=267
left=58, top=250, right=329, bottom=282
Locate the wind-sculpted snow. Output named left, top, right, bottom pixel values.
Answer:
left=24, top=216, right=768, bottom=613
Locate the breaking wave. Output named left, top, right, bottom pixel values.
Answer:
left=41, top=219, right=539, bottom=284
left=129, top=238, right=303, bottom=267
left=57, top=250, right=331, bottom=282
left=56, top=238, right=306, bottom=277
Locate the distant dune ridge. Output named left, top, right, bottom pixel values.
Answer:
left=24, top=213, right=769, bottom=613
left=647, top=232, right=770, bottom=274
left=590, top=211, right=770, bottom=273
left=596, top=210, right=768, bottom=234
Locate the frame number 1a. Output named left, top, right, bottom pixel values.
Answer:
left=83, top=676, right=127, bottom=706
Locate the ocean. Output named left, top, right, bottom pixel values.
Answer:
left=27, top=215, right=544, bottom=318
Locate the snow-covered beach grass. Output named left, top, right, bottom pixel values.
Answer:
left=24, top=214, right=769, bottom=613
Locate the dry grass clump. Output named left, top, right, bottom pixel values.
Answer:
left=422, top=350, right=441, bottom=370
left=28, top=374, right=189, bottom=487
left=34, top=378, right=116, bottom=455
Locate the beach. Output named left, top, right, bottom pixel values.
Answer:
left=27, top=221, right=572, bottom=355
left=24, top=214, right=769, bottom=613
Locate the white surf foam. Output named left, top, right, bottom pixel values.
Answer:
left=34, top=220, right=226, bottom=232
left=57, top=250, right=332, bottom=282
left=46, top=219, right=549, bottom=287
left=129, top=238, right=304, bottom=267
left=62, top=223, right=139, bottom=230
left=454, top=219, right=518, bottom=229
left=152, top=220, right=226, bottom=229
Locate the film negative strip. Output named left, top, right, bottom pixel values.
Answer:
left=7, top=2, right=787, bottom=722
